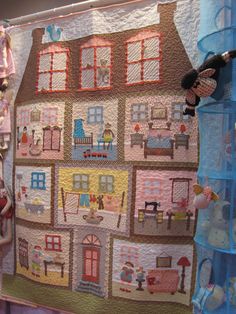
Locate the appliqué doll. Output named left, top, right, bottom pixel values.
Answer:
left=181, top=50, right=236, bottom=116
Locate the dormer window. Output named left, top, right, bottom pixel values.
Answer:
left=79, top=37, right=112, bottom=91
left=36, top=44, right=69, bottom=93
left=126, top=31, right=161, bottom=85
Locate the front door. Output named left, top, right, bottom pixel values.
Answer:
left=82, top=246, right=100, bottom=283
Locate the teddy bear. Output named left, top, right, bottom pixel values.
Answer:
left=181, top=50, right=236, bottom=116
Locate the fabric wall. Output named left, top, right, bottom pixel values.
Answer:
left=1, top=0, right=200, bottom=313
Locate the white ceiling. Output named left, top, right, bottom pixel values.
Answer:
left=0, top=0, right=87, bottom=20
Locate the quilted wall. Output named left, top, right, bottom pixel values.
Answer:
left=1, top=0, right=200, bottom=313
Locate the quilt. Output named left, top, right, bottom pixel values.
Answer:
left=1, top=0, right=199, bottom=313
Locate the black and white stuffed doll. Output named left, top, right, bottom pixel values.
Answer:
left=181, top=50, right=236, bottom=116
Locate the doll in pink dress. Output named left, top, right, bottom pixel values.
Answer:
left=0, top=26, right=15, bottom=91
left=0, top=90, right=12, bottom=150
left=0, top=178, right=13, bottom=246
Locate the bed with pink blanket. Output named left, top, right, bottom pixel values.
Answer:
left=144, top=122, right=174, bottom=159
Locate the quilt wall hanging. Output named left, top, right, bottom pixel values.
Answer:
left=2, top=0, right=200, bottom=313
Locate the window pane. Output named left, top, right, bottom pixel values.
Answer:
left=100, top=176, right=106, bottom=182
left=97, top=47, right=111, bottom=66
left=74, top=174, right=81, bottom=181
left=74, top=182, right=80, bottom=189
left=47, top=243, right=53, bottom=249
left=139, top=113, right=146, bottom=120
left=38, top=181, right=44, bottom=188
left=107, top=184, right=113, bottom=192
left=144, top=60, right=159, bottom=81
left=47, top=236, right=52, bottom=242
left=173, top=112, right=181, bottom=120
left=51, top=72, right=66, bottom=90
left=82, top=182, right=88, bottom=190
left=100, top=183, right=106, bottom=191
left=127, top=42, right=141, bottom=62
left=39, top=54, right=51, bottom=72
left=82, top=48, right=94, bottom=68
left=88, top=115, right=95, bottom=123
left=174, top=104, right=181, bottom=110
left=97, top=68, right=110, bottom=87
left=53, top=53, right=67, bottom=70
left=127, top=63, right=141, bottom=83
left=133, top=105, right=139, bottom=112
left=38, top=174, right=44, bottom=180
left=81, top=69, right=95, bottom=89
left=139, top=104, right=146, bottom=111
left=96, top=114, right=102, bottom=123
left=38, top=73, right=50, bottom=91
left=144, top=37, right=160, bottom=58
left=89, top=108, right=96, bottom=115
left=183, top=115, right=190, bottom=121
left=54, top=237, right=60, bottom=243
left=82, top=175, right=88, bottom=181
left=54, top=244, right=59, bottom=250
left=107, top=176, right=113, bottom=183
left=96, top=107, right=102, bottom=114
left=32, top=181, right=37, bottom=188
left=173, top=181, right=189, bottom=202
left=132, top=113, right=138, bottom=121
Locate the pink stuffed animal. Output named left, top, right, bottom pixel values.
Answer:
left=193, top=183, right=219, bottom=209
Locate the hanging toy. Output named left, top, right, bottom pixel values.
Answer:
left=193, top=183, right=219, bottom=209
left=181, top=50, right=236, bottom=116
left=0, top=25, right=15, bottom=91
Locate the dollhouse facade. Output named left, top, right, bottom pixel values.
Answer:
left=13, top=1, right=197, bottom=307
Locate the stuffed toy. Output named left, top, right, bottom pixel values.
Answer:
left=181, top=50, right=236, bottom=116
left=46, top=24, right=63, bottom=42
left=193, top=183, right=219, bottom=209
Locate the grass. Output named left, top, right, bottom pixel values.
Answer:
left=2, top=274, right=192, bottom=314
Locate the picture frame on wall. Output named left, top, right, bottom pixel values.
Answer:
left=156, top=252, right=172, bottom=268
left=151, top=105, right=167, bottom=120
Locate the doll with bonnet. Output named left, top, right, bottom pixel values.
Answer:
left=0, top=25, right=15, bottom=91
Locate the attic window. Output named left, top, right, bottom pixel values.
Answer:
left=79, top=37, right=112, bottom=91
left=126, top=31, right=161, bottom=85
left=36, top=44, right=69, bottom=93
